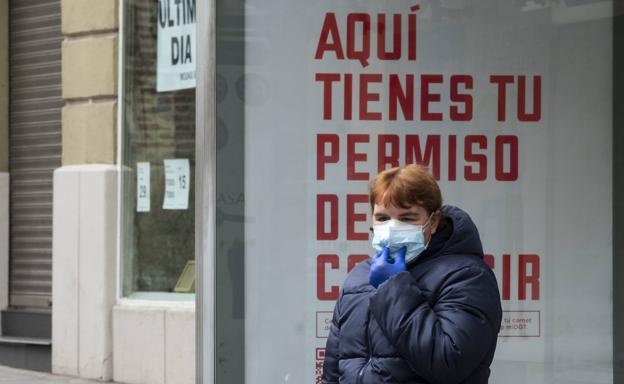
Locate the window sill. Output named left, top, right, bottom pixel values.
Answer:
left=118, top=292, right=196, bottom=309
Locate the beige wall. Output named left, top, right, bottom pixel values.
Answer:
left=61, top=0, right=118, bottom=166
left=0, top=0, right=8, bottom=172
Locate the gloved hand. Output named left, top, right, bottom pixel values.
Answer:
left=369, top=246, right=407, bottom=288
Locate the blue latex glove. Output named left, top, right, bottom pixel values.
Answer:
left=369, top=246, right=407, bottom=288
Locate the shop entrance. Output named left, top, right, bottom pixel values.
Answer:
left=7, top=0, right=61, bottom=310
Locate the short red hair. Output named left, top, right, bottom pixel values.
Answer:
left=369, top=165, right=442, bottom=214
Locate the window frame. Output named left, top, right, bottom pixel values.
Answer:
left=117, top=0, right=200, bottom=303
left=195, top=0, right=217, bottom=383
left=613, top=3, right=624, bottom=383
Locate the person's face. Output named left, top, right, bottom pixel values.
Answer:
left=372, top=203, right=441, bottom=244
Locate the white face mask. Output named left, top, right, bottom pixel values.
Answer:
left=371, top=213, right=434, bottom=265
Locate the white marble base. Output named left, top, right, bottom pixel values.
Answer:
left=52, top=165, right=117, bottom=380
left=113, top=303, right=195, bottom=384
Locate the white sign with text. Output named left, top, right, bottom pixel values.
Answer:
left=241, top=2, right=613, bottom=383
left=163, top=159, right=190, bottom=210
left=157, top=0, right=196, bottom=92
left=136, top=162, right=151, bottom=212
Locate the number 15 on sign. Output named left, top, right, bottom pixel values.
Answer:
left=163, top=158, right=190, bottom=210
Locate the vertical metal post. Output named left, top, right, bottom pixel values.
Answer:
left=196, top=0, right=216, bottom=383
left=116, top=0, right=126, bottom=303
left=614, top=2, right=624, bottom=382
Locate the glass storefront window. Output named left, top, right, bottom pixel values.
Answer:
left=121, top=0, right=196, bottom=299
left=207, top=0, right=620, bottom=383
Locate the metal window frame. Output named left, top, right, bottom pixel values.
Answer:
left=116, top=0, right=199, bottom=305
left=613, top=2, right=624, bottom=383
left=116, top=0, right=126, bottom=305
left=196, top=0, right=216, bottom=383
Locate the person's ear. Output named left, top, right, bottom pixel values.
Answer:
left=430, top=210, right=441, bottom=234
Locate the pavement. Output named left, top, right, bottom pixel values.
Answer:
left=0, top=365, right=120, bottom=384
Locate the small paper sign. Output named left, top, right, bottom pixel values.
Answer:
left=136, top=162, right=151, bottom=212
left=163, top=159, right=190, bottom=210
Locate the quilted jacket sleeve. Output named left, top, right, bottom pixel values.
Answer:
left=321, top=292, right=342, bottom=384
left=370, top=266, right=502, bottom=384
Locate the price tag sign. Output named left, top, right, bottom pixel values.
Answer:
left=163, top=159, right=190, bottom=210
left=136, top=162, right=151, bottom=212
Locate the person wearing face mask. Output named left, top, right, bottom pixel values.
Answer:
left=322, top=164, right=502, bottom=384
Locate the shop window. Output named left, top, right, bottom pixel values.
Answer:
left=120, top=0, right=196, bottom=299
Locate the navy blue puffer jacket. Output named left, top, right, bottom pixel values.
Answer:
left=322, top=205, right=502, bottom=384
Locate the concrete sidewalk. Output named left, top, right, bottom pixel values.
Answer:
left=0, top=365, right=120, bottom=384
